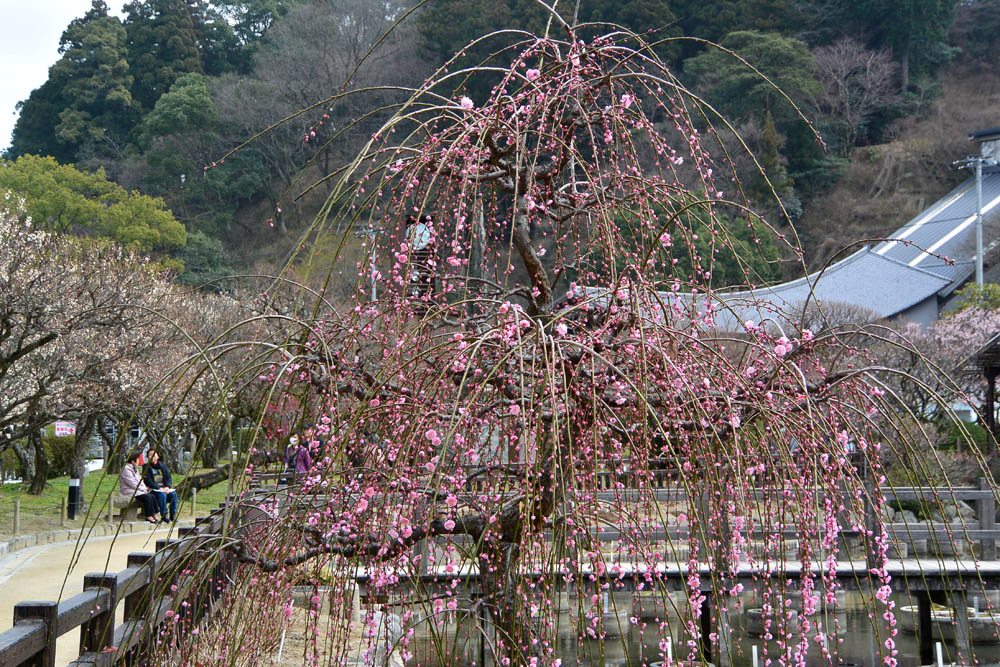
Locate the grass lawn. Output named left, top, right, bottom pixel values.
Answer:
left=0, top=468, right=234, bottom=540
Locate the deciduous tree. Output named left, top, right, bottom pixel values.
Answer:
left=811, top=37, right=898, bottom=154
left=154, top=20, right=976, bottom=667
left=0, top=155, right=186, bottom=252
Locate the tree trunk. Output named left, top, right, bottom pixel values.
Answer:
left=899, top=34, right=910, bottom=93
left=98, top=417, right=122, bottom=473
left=161, top=431, right=183, bottom=473
left=28, top=429, right=49, bottom=495
left=480, top=544, right=538, bottom=666
left=198, top=425, right=218, bottom=468
left=12, top=441, right=35, bottom=483
left=468, top=203, right=486, bottom=320
left=69, top=416, right=97, bottom=512
left=177, top=464, right=230, bottom=500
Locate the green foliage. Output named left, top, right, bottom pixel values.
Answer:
left=684, top=31, right=821, bottom=121
left=0, top=155, right=186, bottom=251
left=138, top=73, right=215, bottom=149
left=0, top=470, right=231, bottom=535
left=418, top=0, right=683, bottom=99
left=10, top=1, right=141, bottom=161
left=887, top=498, right=935, bottom=520
left=1, top=448, right=20, bottom=480
left=177, top=230, right=231, bottom=287
left=841, top=0, right=956, bottom=88
left=42, top=435, right=76, bottom=479
left=417, top=0, right=517, bottom=100
left=597, top=200, right=783, bottom=288
left=6, top=79, right=73, bottom=162
left=124, top=0, right=204, bottom=110
left=52, top=2, right=138, bottom=148
left=574, top=0, right=682, bottom=63
left=952, top=283, right=1000, bottom=313
left=185, top=0, right=246, bottom=76
left=936, top=419, right=990, bottom=455
left=673, top=212, right=783, bottom=287
left=214, top=0, right=303, bottom=49
left=669, top=0, right=798, bottom=59
left=951, top=0, right=1000, bottom=63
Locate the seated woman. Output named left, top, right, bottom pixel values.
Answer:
left=118, top=451, right=160, bottom=523
left=143, top=449, right=179, bottom=522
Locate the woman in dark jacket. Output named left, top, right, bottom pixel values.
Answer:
left=143, top=449, right=179, bottom=522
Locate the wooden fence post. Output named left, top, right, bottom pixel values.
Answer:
left=120, top=552, right=155, bottom=660
left=13, top=498, right=19, bottom=536
left=79, top=573, right=119, bottom=655
left=980, top=477, right=996, bottom=560
left=60, top=497, right=67, bottom=528
left=123, top=553, right=156, bottom=620
left=13, top=601, right=58, bottom=667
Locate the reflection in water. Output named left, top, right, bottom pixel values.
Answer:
left=402, top=592, right=1000, bottom=667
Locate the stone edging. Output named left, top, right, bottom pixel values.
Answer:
left=0, top=518, right=199, bottom=561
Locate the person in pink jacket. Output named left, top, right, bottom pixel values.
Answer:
left=118, top=451, right=160, bottom=522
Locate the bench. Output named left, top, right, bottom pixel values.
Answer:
left=110, top=494, right=143, bottom=522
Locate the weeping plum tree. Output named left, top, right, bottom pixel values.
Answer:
left=163, top=14, right=992, bottom=667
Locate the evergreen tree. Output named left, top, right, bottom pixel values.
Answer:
left=0, top=154, right=186, bottom=252
left=184, top=0, right=245, bottom=75
left=10, top=1, right=139, bottom=160
left=841, top=0, right=957, bottom=91
left=669, top=0, right=798, bottom=58
left=52, top=1, right=140, bottom=155
left=7, top=78, right=72, bottom=161
left=214, top=0, right=302, bottom=47
left=577, top=0, right=682, bottom=63
left=124, top=0, right=204, bottom=110
left=683, top=31, right=820, bottom=122
left=418, top=0, right=684, bottom=99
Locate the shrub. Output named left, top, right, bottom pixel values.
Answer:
left=937, top=419, right=990, bottom=455
left=0, top=447, right=22, bottom=480
left=43, top=435, right=75, bottom=478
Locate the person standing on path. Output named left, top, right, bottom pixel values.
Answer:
left=284, top=434, right=312, bottom=482
left=143, top=448, right=179, bottom=522
left=405, top=214, right=436, bottom=301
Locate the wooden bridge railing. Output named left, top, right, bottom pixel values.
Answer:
left=0, top=481, right=268, bottom=667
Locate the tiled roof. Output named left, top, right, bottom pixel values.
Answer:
left=715, top=169, right=1000, bottom=326
left=580, top=170, right=1000, bottom=329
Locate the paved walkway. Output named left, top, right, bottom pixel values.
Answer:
left=0, top=524, right=181, bottom=666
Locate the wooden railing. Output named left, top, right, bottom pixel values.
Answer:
left=0, top=486, right=263, bottom=667
left=259, top=469, right=1000, bottom=558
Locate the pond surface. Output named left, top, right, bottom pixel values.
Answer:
left=402, top=592, right=1000, bottom=667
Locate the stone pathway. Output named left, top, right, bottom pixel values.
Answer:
left=0, top=522, right=190, bottom=666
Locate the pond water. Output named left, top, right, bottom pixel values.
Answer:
left=402, top=591, right=1000, bottom=667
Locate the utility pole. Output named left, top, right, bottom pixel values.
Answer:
left=977, top=157, right=984, bottom=286
left=954, top=156, right=997, bottom=287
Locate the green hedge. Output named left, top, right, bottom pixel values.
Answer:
left=43, top=435, right=75, bottom=478
left=937, top=420, right=989, bottom=454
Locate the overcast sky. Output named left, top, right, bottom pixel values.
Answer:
left=0, top=0, right=128, bottom=153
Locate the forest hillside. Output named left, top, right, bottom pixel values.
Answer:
left=4, top=0, right=999, bottom=287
